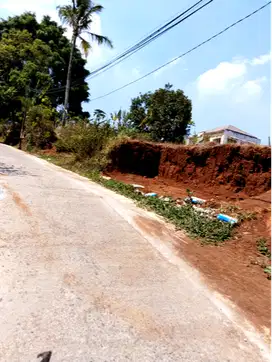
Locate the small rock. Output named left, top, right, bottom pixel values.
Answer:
left=101, top=175, right=111, bottom=180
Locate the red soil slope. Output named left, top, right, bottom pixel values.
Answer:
left=108, top=140, right=271, bottom=197
left=105, top=140, right=271, bottom=335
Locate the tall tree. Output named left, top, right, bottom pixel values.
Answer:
left=127, top=84, right=193, bottom=143
left=58, top=0, right=113, bottom=124
left=0, top=13, right=91, bottom=117
left=0, top=28, right=53, bottom=144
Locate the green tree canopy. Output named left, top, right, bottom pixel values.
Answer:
left=0, top=12, right=90, bottom=116
left=0, top=27, right=54, bottom=140
left=127, top=83, right=193, bottom=143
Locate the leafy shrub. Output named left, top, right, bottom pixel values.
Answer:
left=25, top=105, right=56, bottom=149
left=55, top=122, right=115, bottom=160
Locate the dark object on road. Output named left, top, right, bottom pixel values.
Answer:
left=37, top=351, right=52, bottom=362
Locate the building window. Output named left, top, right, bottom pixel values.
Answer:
left=212, top=138, right=221, bottom=144
left=228, top=138, right=238, bottom=144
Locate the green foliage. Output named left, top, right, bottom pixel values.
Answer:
left=0, top=12, right=90, bottom=117
left=219, top=204, right=257, bottom=222
left=264, top=266, right=271, bottom=280
left=110, top=109, right=130, bottom=131
left=93, top=109, right=106, bottom=122
left=0, top=28, right=53, bottom=112
left=39, top=150, right=234, bottom=243
left=257, top=238, right=271, bottom=259
left=127, top=83, right=193, bottom=143
left=58, top=0, right=112, bottom=58
left=57, top=0, right=112, bottom=120
left=25, top=105, right=57, bottom=148
left=55, top=122, right=114, bottom=161
left=36, top=150, right=233, bottom=243
left=256, top=238, right=271, bottom=280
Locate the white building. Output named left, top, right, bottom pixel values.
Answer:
left=187, top=125, right=261, bottom=145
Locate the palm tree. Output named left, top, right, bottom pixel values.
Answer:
left=110, top=109, right=128, bottom=129
left=58, top=0, right=113, bottom=125
left=93, top=108, right=106, bottom=121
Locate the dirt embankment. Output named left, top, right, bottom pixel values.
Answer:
left=106, top=140, right=271, bottom=334
left=108, top=140, right=271, bottom=197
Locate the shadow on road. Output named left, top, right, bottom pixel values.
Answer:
left=0, top=162, right=28, bottom=176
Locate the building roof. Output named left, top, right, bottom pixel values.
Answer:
left=201, top=125, right=259, bottom=139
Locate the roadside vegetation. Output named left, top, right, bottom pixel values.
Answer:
left=0, top=2, right=269, bottom=249
left=38, top=151, right=233, bottom=244
left=256, top=238, right=271, bottom=279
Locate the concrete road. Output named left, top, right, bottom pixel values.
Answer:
left=0, top=144, right=269, bottom=362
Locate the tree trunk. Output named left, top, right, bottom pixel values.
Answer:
left=62, top=34, right=77, bottom=126
left=19, top=111, right=26, bottom=150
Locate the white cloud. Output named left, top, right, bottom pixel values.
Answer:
left=196, top=53, right=270, bottom=98
left=235, top=76, right=267, bottom=103
left=197, top=61, right=247, bottom=94
left=0, top=0, right=66, bottom=22
left=250, top=53, right=271, bottom=66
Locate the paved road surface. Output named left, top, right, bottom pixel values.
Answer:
left=0, top=144, right=269, bottom=361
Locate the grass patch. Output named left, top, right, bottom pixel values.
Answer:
left=257, top=238, right=271, bottom=259
left=37, top=152, right=233, bottom=244
left=219, top=204, right=257, bottom=222
left=264, top=266, right=271, bottom=280
left=256, top=238, right=271, bottom=280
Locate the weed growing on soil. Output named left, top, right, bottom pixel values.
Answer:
left=257, top=238, right=271, bottom=259
left=38, top=153, right=233, bottom=243
left=264, top=266, right=271, bottom=280
left=100, top=179, right=232, bottom=243
left=256, top=238, right=271, bottom=280
left=219, top=204, right=257, bottom=222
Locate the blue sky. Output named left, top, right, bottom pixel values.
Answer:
left=0, top=0, right=271, bottom=143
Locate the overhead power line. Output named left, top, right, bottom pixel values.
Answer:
left=89, top=1, right=271, bottom=102
left=85, top=0, right=213, bottom=80
left=42, top=0, right=214, bottom=95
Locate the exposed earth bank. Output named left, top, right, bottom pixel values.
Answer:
left=107, top=140, right=271, bottom=198
left=104, top=140, right=271, bottom=336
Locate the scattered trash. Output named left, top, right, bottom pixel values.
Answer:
left=191, top=196, right=206, bottom=204
left=101, top=175, right=111, bottom=180
left=217, top=213, right=238, bottom=225
left=193, top=206, right=216, bottom=216
left=131, top=184, right=144, bottom=189
left=159, top=196, right=171, bottom=202
left=135, top=189, right=144, bottom=195
left=184, top=196, right=206, bottom=205
left=145, top=192, right=157, bottom=197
